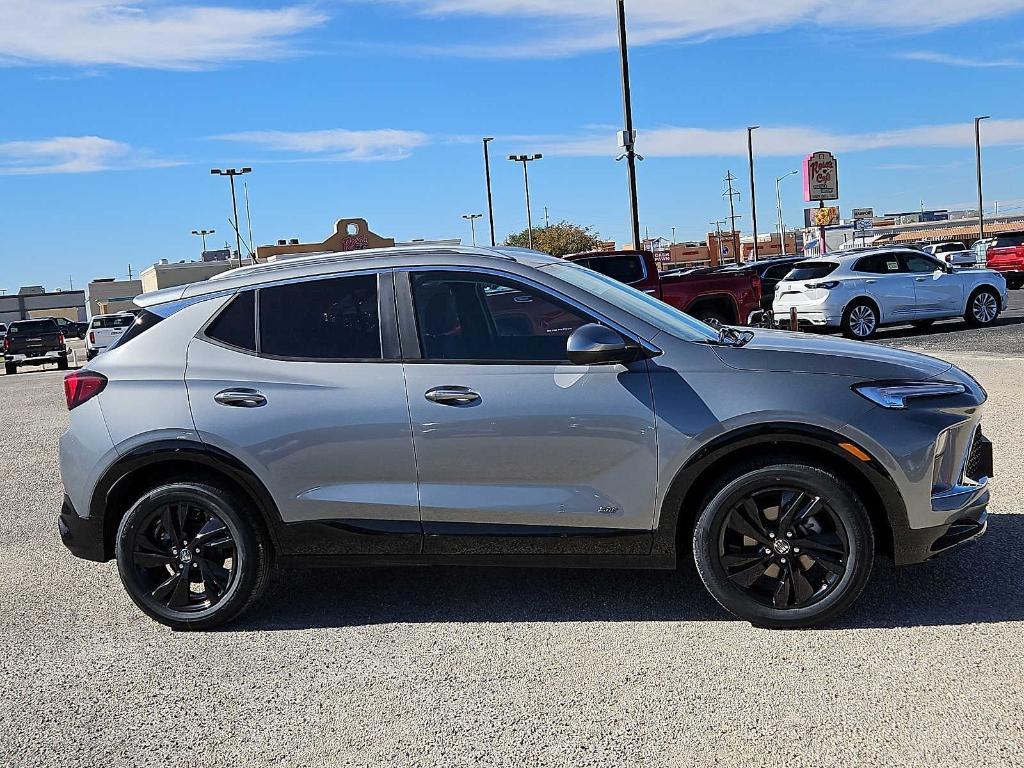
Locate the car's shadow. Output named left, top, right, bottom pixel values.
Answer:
left=231, top=512, right=1024, bottom=632
left=797, top=314, right=1024, bottom=343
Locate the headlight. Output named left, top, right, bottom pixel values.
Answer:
left=853, top=381, right=967, bottom=409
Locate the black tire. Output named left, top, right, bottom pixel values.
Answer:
left=1007, top=278, right=1023, bottom=291
left=4, top=362, right=16, bottom=375
left=692, top=457, right=874, bottom=629
left=86, top=349, right=97, bottom=361
left=696, top=308, right=729, bottom=327
left=965, top=287, right=1001, bottom=326
left=910, top=319, right=935, bottom=329
left=57, top=355, right=69, bottom=370
left=115, top=482, right=271, bottom=630
left=841, top=300, right=879, bottom=340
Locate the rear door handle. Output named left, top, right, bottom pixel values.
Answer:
left=425, top=386, right=481, bottom=406
left=915, top=277, right=927, bottom=282
left=214, top=388, right=267, bottom=408
left=865, top=279, right=877, bottom=284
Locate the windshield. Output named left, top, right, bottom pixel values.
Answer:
left=8, top=320, right=58, bottom=334
left=544, top=262, right=718, bottom=342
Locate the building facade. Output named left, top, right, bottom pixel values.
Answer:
left=85, top=278, right=143, bottom=318
left=0, top=287, right=86, bottom=325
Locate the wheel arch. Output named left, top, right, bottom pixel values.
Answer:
left=652, top=423, right=906, bottom=563
left=92, top=440, right=281, bottom=562
left=966, top=282, right=1003, bottom=312
left=842, top=295, right=881, bottom=323
left=685, top=293, right=740, bottom=324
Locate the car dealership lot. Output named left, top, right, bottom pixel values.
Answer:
left=1, top=340, right=1023, bottom=767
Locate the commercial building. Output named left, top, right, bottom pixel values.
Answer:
left=140, top=259, right=245, bottom=293
left=0, top=286, right=86, bottom=325
left=85, top=278, right=143, bottom=318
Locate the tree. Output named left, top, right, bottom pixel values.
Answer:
left=504, top=221, right=605, bottom=258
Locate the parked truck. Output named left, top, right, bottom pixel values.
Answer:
left=4, top=318, right=69, bottom=375
left=984, top=233, right=1024, bottom=290
left=565, top=250, right=763, bottom=326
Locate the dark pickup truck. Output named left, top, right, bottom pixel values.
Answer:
left=4, top=318, right=69, bottom=375
left=566, top=249, right=763, bottom=326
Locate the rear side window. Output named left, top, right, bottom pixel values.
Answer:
left=92, top=315, right=134, bottom=329
left=205, top=292, right=256, bottom=352
left=8, top=320, right=58, bottom=334
left=786, top=262, right=838, bottom=280
left=259, top=274, right=381, bottom=360
left=993, top=235, right=1024, bottom=248
left=576, top=254, right=646, bottom=284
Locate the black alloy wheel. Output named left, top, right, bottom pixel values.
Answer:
left=116, top=482, right=270, bottom=630
left=693, top=459, right=873, bottom=628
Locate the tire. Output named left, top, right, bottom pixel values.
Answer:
left=115, top=482, right=272, bottom=630
left=965, top=287, right=1000, bottom=326
left=4, top=362, right=16, bottom=375
left=841, top=300, right=879, bottom=340
left=86, top=349, right=96, bottom=361
left=696, top=308, right=729, bottom=327
left=1007, top=278, right=1023, bottom=291
left=57, top=355, right=69, bottom=370
left=910, top=319, right=935, bottom=329
left=692, top=457, right=874, bottom=629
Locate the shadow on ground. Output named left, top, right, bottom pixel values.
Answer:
left=232, top=513, right=1024, bottom=632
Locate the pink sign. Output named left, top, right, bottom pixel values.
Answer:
left=803, top=151, right=839, bottom=202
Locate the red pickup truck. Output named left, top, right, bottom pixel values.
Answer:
left=984, top=233, right=1024, bottom=290
left=565, top=250, right=763, bottom=326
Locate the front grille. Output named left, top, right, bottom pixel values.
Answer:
left=964, top=428, right=987, bottom=481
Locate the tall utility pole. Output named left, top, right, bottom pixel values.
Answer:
left=723, top=170, right=742, bottom=258
left=211, top=167, right=251, bottom=263
left=508, top=154, right=542, bottom=249
left=616, top=0, right=641, bottom=249
left=462, top=213, right=483, bottom=246
left=775, top=170, right=798, bottom=255
left=747, top=126, right=760, bottom=260
left=482, top=137, right=496, bottom=246
left=975, top=116, right=990, bottom=242
left=191, top=228, right=215, bottom=256
left=544, top=206, right=550, bottom=227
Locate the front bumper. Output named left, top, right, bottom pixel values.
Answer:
left=58, top=494, right=106, bottom=562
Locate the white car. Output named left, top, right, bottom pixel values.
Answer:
left=923, top=242, right=967, bottom=257
left=85, top=313, right=135, bottom=360
left=942, top=250, right=980, bottom=269
left=773, top=247, right=1008, bottom=339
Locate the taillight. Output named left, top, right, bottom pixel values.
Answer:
left=2, top=337, right=8, bottom=352
left=88, top=331, right=95, bottom=344
left=64, top=370, right=107, bottom=411
left=58, top=332, right=65, bottom=345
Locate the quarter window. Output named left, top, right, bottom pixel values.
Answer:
left=853, top=254, right=902, bottom=274
left=205, top=291, right=256, bottom=352
left=259, top=275, right=381, bottom=360
left=411, top=271, right=592, bottom=362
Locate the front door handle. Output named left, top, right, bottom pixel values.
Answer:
left=425, top=386, right=481, bottom=406
left=866, top=279, right=877, bottom=284
left=214, top=388, right=267, bottom=408
left=915, top=277, right=927, bottom=282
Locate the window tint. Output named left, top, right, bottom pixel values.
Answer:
left=412, top=271, right=592, bottom=362
left=786, top=262, right=838, bottom=280
left=205, top=291, right=256, bottom=351
left=993, top=235, right=1024, bottom=248
left=92, top=315, right=134, bottom=329
left=903, top=254, right=942, bottom=273
left=259, top=274, right=381, bottom=360
left=576, top=254, right=645, bottom=284
left=764, top=264, right=795, bottom=281
left=8, top=320, right=58, bottom=334
left=853, top=254, right=902, bottom=274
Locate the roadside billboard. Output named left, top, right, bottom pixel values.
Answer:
left=803, top=151, right=839, bottom=202
left=804, top=206, right=840, bottom=227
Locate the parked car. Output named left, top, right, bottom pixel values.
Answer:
left=4, top=318, right=68, bottom=374
left=922, top=242, right=967, bottom=257
left=0, top=322, right=7, bottom=343
left=566, top=250, right=762, bottom=326
left=719, top=256, right=807, bottom=314
left=773, top=248, right=1008, bottom=339
left=941, top=250, right=980, bottom=270
left=983, top=233, right=1024, bottom=290
left=59, top=245, right=992, bottom=630
left=86, top=313, right=136, bottom=360
left=49, top=316, right=88, bottom=339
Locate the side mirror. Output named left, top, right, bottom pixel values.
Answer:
left=567, top=323, right=638, bottom=365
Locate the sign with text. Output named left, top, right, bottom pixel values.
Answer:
left=852, top=207, right=874, bottom=220
left=803, top=151, right=839, bottom=202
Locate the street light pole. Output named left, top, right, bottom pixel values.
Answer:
left=616, top=0, right=641, bottom=249
left=191, top=229, right=215, bottom=256
left=462, top=213, right=483, bottom=246
left=482, top=138, right=496, bottom=246
left=975, top=116, right=991, bottom=243
left=211, top=167, right=252, bottom=263
left=747, top=126, right=760, bottom=260
left=775, top=170, right=798, bottom=256
left=508, top=154, right=542, bottom=249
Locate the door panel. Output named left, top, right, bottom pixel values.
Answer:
left=865, top=273, right=917, bottom=321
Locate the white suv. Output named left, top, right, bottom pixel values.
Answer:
left=773, top=248, right=1007, bottom=339
left=85, top=313, right=135, bottom=360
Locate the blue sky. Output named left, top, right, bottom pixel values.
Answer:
left=2, top=0, right=1024, bottom=291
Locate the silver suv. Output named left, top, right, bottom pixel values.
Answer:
left=58, top=246, right=993, bottom=630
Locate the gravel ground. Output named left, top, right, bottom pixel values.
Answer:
left=0, top=344, right=1021, bottom=768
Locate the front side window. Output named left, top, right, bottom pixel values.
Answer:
left=902, top=254, right=943, bottom=273
left=575, top=254, right=646, bottom=285
left=259, top=274, right=381, bottom=360
left=412, top=271, right=592, bottom=362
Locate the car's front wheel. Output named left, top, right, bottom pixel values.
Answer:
left=841, top=300, right=879, bottom=340
left=692, top=458, right=874, bottom=629
left=115, top=482, right=271, bottom=630
left=965, top=287, right=1000, bottom=326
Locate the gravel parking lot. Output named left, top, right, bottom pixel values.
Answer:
left=1, top=335, right=1022, bottom=767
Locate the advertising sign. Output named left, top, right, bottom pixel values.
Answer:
left=852, top=207, right=874, bottom=220
left=805, top=206, right=840, bottom=227
left=803, top=151, right=839, bottom=202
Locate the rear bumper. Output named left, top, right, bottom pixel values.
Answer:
left=58, top=494, right=106, bottom=562
left=6, top=349, right=66, bottom=363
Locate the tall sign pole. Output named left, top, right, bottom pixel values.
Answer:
left=747, top=127, right=760, bottom=260
left=616, top=0, right=641, bottom=249
left=483, top=137, right=497, bottom=246
left=975, top=116, right=990, bottom=243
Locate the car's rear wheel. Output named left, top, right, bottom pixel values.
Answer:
left=841, top=301, right=879, bottom=340
left=965, top=287, right=1000, bottom=326
left=692, top=458, right=874, bottom=628
left=115, top=482, right=271, bottom=630
left=1007, top=277, right=1023, bottom=290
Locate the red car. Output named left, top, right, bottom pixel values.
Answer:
left=565, top=250, right=763, bottom=326
left=984, top=233, right=1024, bottom=290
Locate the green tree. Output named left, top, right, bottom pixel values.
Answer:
left=504, top=221, right=605, bottom=258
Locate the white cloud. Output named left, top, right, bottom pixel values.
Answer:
left=0, top=136, right=175, bottom=174
left=0, top=1, right=325, bottom=70
left=901, top=50, right=1024, bottom=68
left=214, top=129, right=431, bottom=162
left=540, top=119, right=1024, bottom=157
left=392, top=0, right=1024, bottom=57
